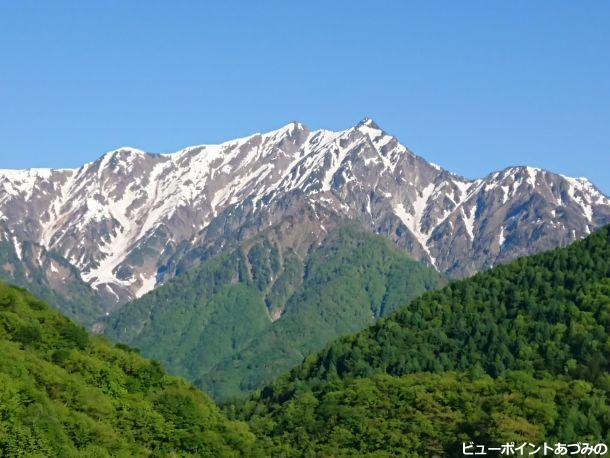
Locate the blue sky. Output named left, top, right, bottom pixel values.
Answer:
left=1, top=1, right=609, bottom=192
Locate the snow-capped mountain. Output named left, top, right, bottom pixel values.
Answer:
left=1, top=119, right=609, bottom=307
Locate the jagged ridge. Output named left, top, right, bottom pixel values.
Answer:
left=1, top=119, right=608, bottom=310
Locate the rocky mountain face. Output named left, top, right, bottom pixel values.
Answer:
left=1, top=119, right=609, bottom=313
left=0, top=225, right=106, bottom=325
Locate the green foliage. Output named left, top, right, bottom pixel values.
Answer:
left=0, top=281, right=258, bottom=456
left=241, top=372, right=610, bottom=456
left=2, top=225, right=609, bottom=456
left=106, top=224, right=443, bottom=401
left=261, top=225, right=610, bottom=395
left=237, top=225, right=610, bottom=455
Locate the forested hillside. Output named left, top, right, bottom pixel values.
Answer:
left=239, top=372, right=609, bottom=456
left=106, top=225, right=443, bottom=401
left=237, top=225, right=610, bottom=455
left=0, top=281, right=258, bottom=456
left=2, top=227, right=609, bottom=456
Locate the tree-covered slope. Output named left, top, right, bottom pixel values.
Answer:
left=240, top=372, right=609, bottom=457
left=0, top=281, right=258, bottom=456
left=3, top=227, right=608, bottom=456
left=237, top=225, right=610, bottom=455
left=105, top=224, right=443, bottom=401
left=258, top=225, right=610, bottom=393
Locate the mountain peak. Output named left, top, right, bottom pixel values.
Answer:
left=268, top=121, right=308, bottom=137
left=356, top=117, right=381, bottom=129
left=97, top=146, right=147, bottom=163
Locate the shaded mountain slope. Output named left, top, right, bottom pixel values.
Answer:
left=105, top=224, right=443, bottom=401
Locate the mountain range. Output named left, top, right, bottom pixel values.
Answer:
left=1, top=119, right=609, bottom=323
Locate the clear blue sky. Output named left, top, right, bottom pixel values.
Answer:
left=1, top=1, right=609, bottom=192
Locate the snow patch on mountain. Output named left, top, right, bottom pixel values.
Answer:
left=135, top=273, right=156, bottom=298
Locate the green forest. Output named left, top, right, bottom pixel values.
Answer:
left=238, top=372, right=608, bottom=456
left=236, top=225, right=610, bottom=455
left=0, top=281, right=258, bottom=456
left=0, top=225, right=608, bottom=456
left=105, top=225, right=443, bottom=401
